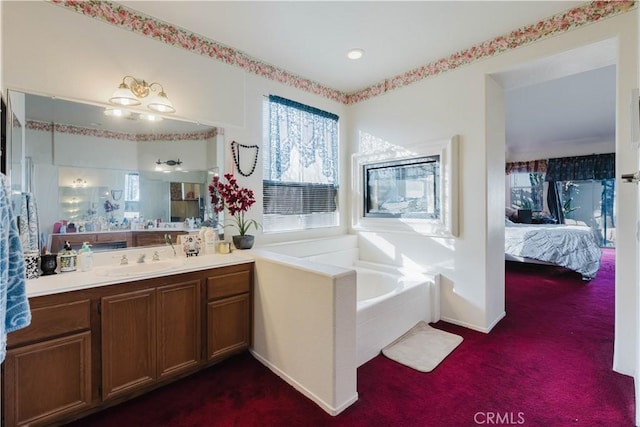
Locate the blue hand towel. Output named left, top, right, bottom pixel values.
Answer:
left=0, top=175, right=31, bottom=363
left=19, top=192, right=40, bottom=252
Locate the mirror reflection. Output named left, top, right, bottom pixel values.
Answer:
left=16, top=91, right=223, bottom=251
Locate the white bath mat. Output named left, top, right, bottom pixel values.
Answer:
left=382, top=321, right=463, bottom=372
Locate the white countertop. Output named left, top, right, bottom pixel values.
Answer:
left=27, top=250, right=254, bottom=298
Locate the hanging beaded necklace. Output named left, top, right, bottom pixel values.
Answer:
left=231, top=140, right=259, bottom=177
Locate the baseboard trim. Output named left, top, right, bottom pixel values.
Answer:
left=439, top=311, right=506, bottom=333
left=249, top=349, right=358, bottom=416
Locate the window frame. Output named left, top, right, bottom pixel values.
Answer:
left=352, top=135, right=458, bottom=237
left=262, top=96, right=340, bottom=234
left=508, top=172, right=545, bottom=212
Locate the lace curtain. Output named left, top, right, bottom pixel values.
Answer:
left=265, top=95, right=339, bottom=185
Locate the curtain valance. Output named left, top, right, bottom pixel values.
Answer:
left=265, top=95, right=339, bottom=183
left=505, top=160, right=547, bottom=174
left=545, top=153, right=615, bottom=182
left=268, top=95, right=339, bottom=121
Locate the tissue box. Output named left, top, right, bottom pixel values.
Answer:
left=178, top=234, right=202, bottom=257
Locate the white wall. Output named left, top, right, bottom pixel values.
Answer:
left=349, top=11, right=638, bottom=379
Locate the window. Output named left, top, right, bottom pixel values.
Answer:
left=508, top=172, right=544, bottom=212
left=263, top=95, right=339, bottom=232
left=123, top=172, right=140, bottom=219
left=352, top=136, right=458, bottom=237
left=364, top=156, right=439, bottom=219
left=558, top=179, right=616, bottom=247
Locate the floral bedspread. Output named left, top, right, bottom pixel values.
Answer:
left=505, top=224, right=602, bottom=280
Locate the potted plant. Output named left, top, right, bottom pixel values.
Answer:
left=209, top=173, right=260, bottom=249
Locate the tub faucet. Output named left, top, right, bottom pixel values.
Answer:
left=137, top=253, right=146, bottom=264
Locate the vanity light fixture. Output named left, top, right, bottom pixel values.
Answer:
left=109, top=75, right=176, bottom=114
left=347, top=48, right=364, bottom=60
left=155, top=159, right=183, bottom=172
left=71, top=178, right=88, bottom=188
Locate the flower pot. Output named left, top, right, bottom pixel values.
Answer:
left=232, top=235, right=255, bottom=250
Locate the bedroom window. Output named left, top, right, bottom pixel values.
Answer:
left=508, top=172, right=544, bottom=212
left=557, top=179, right=616, bottom=247
left=262, top=95, right=339, bottom=233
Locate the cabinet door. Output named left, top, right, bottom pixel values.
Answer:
left=3, top=331, right=91, bottom=427
left=101, top=288, right=156, bottom=400
left=157, top=280, right=201, bottom=379
left=207, top=294, right=250, bottom=360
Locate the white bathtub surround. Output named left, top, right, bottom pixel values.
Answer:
left=254, top=235, right=441, bottom=414
left=250, top=249, right=358, bottom=416
left=354, top=265, right=439, bottom=366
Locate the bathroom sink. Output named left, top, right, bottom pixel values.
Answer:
left=94, top=259, right=186, bottom=277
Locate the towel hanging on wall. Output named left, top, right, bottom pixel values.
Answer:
left=0, top=174, right=32, bottom=363
left=19, top=192, right=40, bottom=252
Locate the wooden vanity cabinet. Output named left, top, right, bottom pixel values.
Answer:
left=206, top=264, right=253, bottom=361
left=2, top=262, right=253, bottom=427
left=101, top=279, right=202, bottom=400
left=3, top=298, right=93, bottom=427
left=101, top=288, right=157, bottom=400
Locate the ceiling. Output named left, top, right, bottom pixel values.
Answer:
left=23, top=1, right=617, bottom=154
left=117, top=1, right=583, bottom=94
left=114, top=1, right=617, bottom=155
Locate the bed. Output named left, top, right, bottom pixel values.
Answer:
left=505, top=222, right=602, bottom=280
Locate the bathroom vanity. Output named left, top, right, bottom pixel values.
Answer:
left=2, top=258, right=253, bottom=427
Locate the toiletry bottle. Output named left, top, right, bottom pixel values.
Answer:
left=78, top=242, right=94, bottom=272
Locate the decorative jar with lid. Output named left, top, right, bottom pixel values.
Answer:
left=59, top=241, right=77, bottom=272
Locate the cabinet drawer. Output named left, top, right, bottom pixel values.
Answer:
left=8, top=300, right=91, bottom=347
left=207, top=270, right=250, bottom=300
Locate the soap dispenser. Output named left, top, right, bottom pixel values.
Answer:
left=78, top=242, right=94, bottom=272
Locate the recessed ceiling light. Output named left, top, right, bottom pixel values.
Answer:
left=347, top=48, right=364, bottom=60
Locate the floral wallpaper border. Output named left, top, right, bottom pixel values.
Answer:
left=27, top=120, right=220, bottom=142
left=53, top=0, right=635, bottom=105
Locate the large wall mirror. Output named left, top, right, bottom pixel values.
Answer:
left=11, top=90, right=224, bottom=251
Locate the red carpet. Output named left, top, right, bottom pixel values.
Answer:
left=67, top=248, right=634, bottom=426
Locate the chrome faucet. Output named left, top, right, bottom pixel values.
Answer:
left=137, top=253, right=146, bottom=264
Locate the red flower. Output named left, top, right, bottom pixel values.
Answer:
left=209, top=173, right=260, bottom=236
